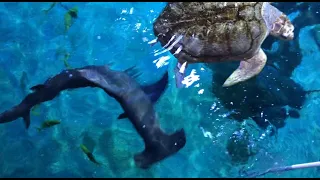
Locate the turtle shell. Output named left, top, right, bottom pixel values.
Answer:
left=153, top=2, right=269, bottom=63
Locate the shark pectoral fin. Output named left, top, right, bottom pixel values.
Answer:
left=174, top=62, right=188, bottom=88
left=223, top=48, right=267, bottom=87
left=141, top=71, right=169, bottom=103
left=23, top=111, right=31, bottom=129
left=30, top=84, right=46, bottom=91
left=141, top=72, right=168, bottom=94
left=117, top=112, right=128, bottom=120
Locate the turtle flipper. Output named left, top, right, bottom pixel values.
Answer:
left=222, top=49, right=267, bottom=87
left=174, top=62, right=188, bottom=88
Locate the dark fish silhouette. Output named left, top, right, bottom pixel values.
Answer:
left=43, top=2, right=71, bottom=14
left=36, top=119, right=61, bottom=132
left=64, top=6, right=78, bottom=33
left=0, top=65, right=186, bottom=169
left=80, top=144, right=102, bottom=166
left=42, top=2, right=57, bottom=14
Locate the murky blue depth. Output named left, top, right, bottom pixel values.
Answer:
left=0, top=2, right=320, bottom=178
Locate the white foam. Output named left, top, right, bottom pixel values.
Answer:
left=181, top=69, right=200, bottom=88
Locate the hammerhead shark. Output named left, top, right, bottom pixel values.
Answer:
left=0, top=65, right=186, bottom=169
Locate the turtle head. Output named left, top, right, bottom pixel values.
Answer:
left=270, top=14, right=294, bottom=41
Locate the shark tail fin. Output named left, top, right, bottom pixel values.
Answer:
left=0, top=104, right=32, bottom=129
left=133, top=129, right=186, bottom=169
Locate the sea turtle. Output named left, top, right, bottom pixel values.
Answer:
left=152, top=2, right=294, bottom=88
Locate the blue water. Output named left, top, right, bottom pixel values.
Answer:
left=0, top=2, right=320, bottom=178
